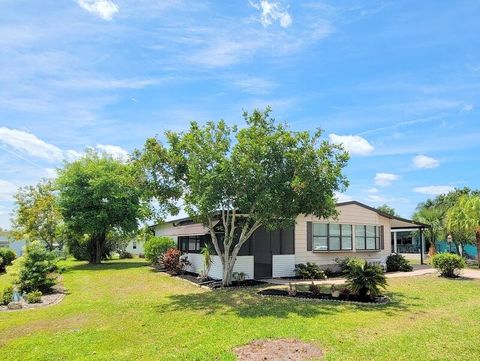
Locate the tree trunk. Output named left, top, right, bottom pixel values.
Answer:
left=476, top=229, right=480, bottom=269
left=90, top=233, right=106, bottom=264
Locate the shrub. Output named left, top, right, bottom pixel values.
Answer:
left=295, top=263, right=326, bottom=280
left=0, top=256, right=4, bottom=273
left=386, top=254, right=413, bottom=272
left=0, top=247, right=16, bottom=266
left=308, top=282, right=322, bottom=296
left=345, top=260, right=387, bottom=300
left=118, top=250, right=133, bottom=259
left=17, top=241, right=57, bottom=293
left=432, top=253, right=466, bottom=278
left=144, top=236, right=175, bottom=264
left=26, top=290, right=42, bottom=304
left=232, top=272, right=246, bottom=282
left=335, top=257, right=365, bottom=274
left=162, top=248, right=190, bottom=274
left=1, top=285, right=14, bottom=305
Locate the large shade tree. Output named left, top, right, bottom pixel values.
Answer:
left=446, top=195, right=480, bottom=267
left=57, top=151, right=147, bottom=264
left=11, top=180, right=63, bottom=251
left=135, top=108, right=349, bottom=286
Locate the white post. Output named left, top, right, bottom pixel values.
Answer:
left=393, top=231, right=398, bottom=254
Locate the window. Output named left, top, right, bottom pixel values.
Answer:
left=179, top=236, right=202, bottom=253
left=132, top=241, right=137, bottom=250
left=313, top=223, right=353, bottom=251
left=355, top=225, right=381, bottom=250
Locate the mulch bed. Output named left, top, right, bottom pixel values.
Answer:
left=258, top=289, right=389, bottom=304
left=234, top=339, right=324, bottom=361
left=153, top=266, right=267, bottom=289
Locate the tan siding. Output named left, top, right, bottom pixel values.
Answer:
left=295, top=204, right=391, bottom=267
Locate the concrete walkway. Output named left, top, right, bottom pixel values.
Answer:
left=265, top=267, right=480, bottom=286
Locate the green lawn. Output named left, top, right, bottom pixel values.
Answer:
left=1, top=258, right=480, bottom=361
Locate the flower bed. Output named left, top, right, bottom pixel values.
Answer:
left=258, top=288, right=389, bottom=305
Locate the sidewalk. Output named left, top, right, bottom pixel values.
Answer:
left=265, top=266, right=480, bottom=286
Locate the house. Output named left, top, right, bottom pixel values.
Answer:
left=124, top=239, right=145, bottom=256
left=153, top=201, right=428, bottom=280
left=0, top=233, right=26, bottom=257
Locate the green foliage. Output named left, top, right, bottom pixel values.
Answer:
left=0, top=247, right=16, bottom=265
left=431, top=253, right=466, bottom=278
left=144, top=236, right=175, bottom=263
left=295, top=262, right=326, bottom=280
left=386, top=254, right=413, bottom=272
left=56, top=151, right=147, bottom=263
left=26, top=290, right=42, bottom=304
left=135, top=107, right=349, bottom=286
left=11, top=180, right=64, bottom=250
left=446, top=194, right=480, bottom=266
left=377, top=204, right=397, bottom=216
left=345, top=261, right=387, bottom=300
left=1, top=285, right=14, bottom=305
left=118, top=250, right=133, bottom=259
left=335, top=256, right=364, bottom=274
left=17, top=241, right=57, bottom=293
left=200, top=244, right=213, bottom=280
left=413, top=206, right=444, bottom=254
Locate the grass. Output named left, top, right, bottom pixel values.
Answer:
left=1, top=258, right=480, bottom=360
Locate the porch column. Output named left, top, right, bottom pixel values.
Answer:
left=420, top=228, right=424, bottom=265
left=393, top=231, right=398, bottom=254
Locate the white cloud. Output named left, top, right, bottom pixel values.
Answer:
left=413, top=185, right=454, bottom=195
left=231, top=76, right=276, bottom=94
left=462, top=104, right=474, bottom=112
left=367, top=187, right=379, bottom=193
left=76, top=0, right=119, bottom=20
left=334, top=191, right=353, bottom=203
left=413, top=155, right=439, bottom=169
left=44, top=168, right=57, bottom=179
left=0, top=180, right=18, bottom=201
left=365, top=194, right=387, bottom=203
left=329, top=134, right=374, bottom=155
left=374, top=172, right=399, bottom=187
left=65, top=149, right=83, bottom=162
left=0, top=127, right=63, bottom=162
left=249, top=0, right=292, bottom=28
left=95, top=144, right=129, bottom=161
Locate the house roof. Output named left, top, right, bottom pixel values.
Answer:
left=153, top=200, right=429, bottom=230
left=336, top=201, right=429, bottom=229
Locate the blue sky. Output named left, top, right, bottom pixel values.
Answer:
left=0, top=0, right=479, bottom=228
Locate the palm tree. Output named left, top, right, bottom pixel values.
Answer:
left=413, top=206, right=443, bottom=256
left=446, top=195, right=480, bottom=268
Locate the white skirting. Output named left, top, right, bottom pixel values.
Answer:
left=272, top=254, right=296, bottom=277
left=183, top=253, right=254, bottom=280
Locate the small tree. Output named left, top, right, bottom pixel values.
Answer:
left=57, top=151, right=147, bottom=264
left=17, top=241, right=57, bottom=293
left=200, top=244, right=213, bottom=279
left=136, top=108, right=349, bottom=286
left=413, top=206, right=443, bottom=256
left=11, top=180, right=64, bottom=251
left=446, top=195, right=480, bottom=268
left=431, top=253, right=466, bottom=278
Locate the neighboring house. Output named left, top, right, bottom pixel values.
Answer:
left=0, top=234, right=26, bottom=256
left=125, top=239, right=145, bottom=256
left=153, top=201, right=427, bottom=280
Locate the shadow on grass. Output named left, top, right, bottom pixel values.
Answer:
left=66, top=261, right=149, bottom=272
left=156, top=287, right=415, bottom=319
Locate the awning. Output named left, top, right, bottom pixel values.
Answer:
left=160, top=221, right=217, bottom=237
left=390, top=218, right=427, bottom=229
